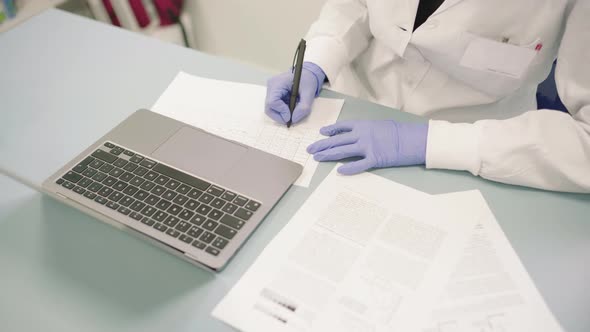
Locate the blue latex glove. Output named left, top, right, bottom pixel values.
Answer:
left=307, top=120, right=429, bottom=175
left=265, top=62, right=326, bottom=125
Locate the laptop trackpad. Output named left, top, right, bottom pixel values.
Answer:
left=151, top=126, right=248, bottom=180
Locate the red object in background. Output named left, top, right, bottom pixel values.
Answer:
left=101, top=0, right=184, bottom=28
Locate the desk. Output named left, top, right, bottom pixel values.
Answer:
left=1, top=9, right=589, bottom=332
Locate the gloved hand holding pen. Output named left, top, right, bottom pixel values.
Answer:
left=264, top=62, right=326, bottom=125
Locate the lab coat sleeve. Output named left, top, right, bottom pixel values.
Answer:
left=303, top=0, right=371, bottom=82
left=425, top=0, right=590, bottom=193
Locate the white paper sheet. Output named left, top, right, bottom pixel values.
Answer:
left=212, top=166, right=479, bottom=332
left=424, top=192, right=564, bottom=332
left=151, top=72, right=344, bottom=187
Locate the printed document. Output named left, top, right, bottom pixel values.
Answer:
left=152, top=72, right=344, bottom=187
left=212, top=166, right=478, bottom=332
left=424, top=192, right=564, bottom=332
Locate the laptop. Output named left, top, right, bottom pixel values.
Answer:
left=42, top=109, right=302, bottom=271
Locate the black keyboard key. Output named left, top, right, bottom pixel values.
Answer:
left=120, top=172, right=135, bottom=182
left=179, top=234, right=193, bottom=244
left=211, top=198, right=225, bottom=209
left=153, top=163, right=210, bottom=191
left=178, top=209, right=194, bottom=221
left=165, top=180, right=180, bottom=190
left=56, top=178, right=65, bottom=185
left=188, top=227, right=203, bottom=238
left=220, top=214, right=245, bottom=230
left=140, top=206, right=156, bottom=217
left=140, top=158, right=156, bottom=168
left=162, top=190, right=177, bottom=201
left=63, top=171, right=83, bottom=183
left=145, top=194, right=160, bottom=205
left=154, top=223, right=167, bottom=232
left=172, top=194, right=189, bottom=206
left=79, top=156, right=95, bottom=166
left=123, top=163, right=138, bottom=172
left=109, top=168, right=124, bottom=178
left=156, top=199, right=172, bottom=210
left=62, top=181, right=75, bottom=189
left=187, top=189, right=202, bottom=199
left=99, top=163, right=114, bottom=173
left=140, top=217, right=155, bottom=226
left=123, top=150, right=134, bottom=157
left=212, top=237, right=229, bottom=249
left=123, top=185, right=139, bottom=196
left=214, top=224, right=237, bottom=240
left=106, top=201, right=119, bottom=210
left=198, top=193, right=214, bottom=204
left=144, top=170, right=159, bottom=181
left=129, top=211, right=142, bottom=221
left=199, top=231, right=215, bottom=243
left=196, top=205, right=212, bottom=215
left=73, top=186, right=86, bottom=195
left=155, top=175, right=169, bottom=186
left=92, top=171, right=108, bottom=182
left=113, top=181, right=127, bottom=191
left=133, top=166, right=148, bottom=176
left=203, top=219, right=218, bottom=231
left=77, top=177, right=92, bottom=188
left=88, top=182, right=103, bottom=192
left=89, top=159, right=105, bottom=169
left=140, top=181, right=156, bottom=191
left=184, top=199, right=199, bottom=210
left=92, top=149, right=117, bottom=163
left=190, top=214, right=207, bottom=226
left=176, top=184, right=191, bottom=195
left=222, top=202, right=238, bottom=214
left=97, top=186, right=114, bottom=197
left=221, top=191, right=237, bottom=201
left=84, top=191, right=97, bottom=200
left=151, top=185, right=166, bottom=196
left=129, top=154, right=144, bottom=163
left=166, top=229, right=181, bottom=238
left=108, top=191, right=124, bottom=202
left=73, top=164, right=87, bottom=173
left=192, top=241, right=206, bottom=250
left=133, top=190, right=149, bottom=201
left=235, top=208, right=253, bottom=221
left=233, top=196, right=248, bottom=206
left=104, top=142, right=115, bottom=148
left=167, top=204, right=182, bottom=216
left=130, top=176, right=145, bottom=187
left=102, top=176, right=117, bottom=187
left=130, top=201, right=146, bottom=212
left=208, top=209, right=223, bottom=220
left=205, top=247, right=220, bottom=256
left=110, top=147, right=124, bottom=155
left=175, top=221, right=191, bottom=232
left=119, top=196, right=135, bottom=207
left=82, top=168, right=98, bottom=178
left=206, top=186, right=224, bottom=197
left=153, top=211, right=168, bottom=222
left=113, top=158, right=128, bottom=168
left=95, top=196, right=108, bottom=205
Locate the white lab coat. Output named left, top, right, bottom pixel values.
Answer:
left=304, top=0, right=590, bottom=193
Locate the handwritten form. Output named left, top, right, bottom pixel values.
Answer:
left=151, top=72, right=344, bottom=187
left=212, top=166, right=478, bottom=332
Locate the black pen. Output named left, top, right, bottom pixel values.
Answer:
left=287, top=39, right=306, bottom=128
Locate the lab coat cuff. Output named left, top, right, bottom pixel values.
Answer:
left=425, top=120, right=482, bottom=175
left=304, top=37, right=348, bottom=84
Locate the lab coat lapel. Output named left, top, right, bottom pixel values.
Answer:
left=432, top=0, right=465, bottom=16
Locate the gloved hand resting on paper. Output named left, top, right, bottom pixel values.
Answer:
left=264, top=62, right=326, bottom=125
left=307, top=120, right=429, bottom=175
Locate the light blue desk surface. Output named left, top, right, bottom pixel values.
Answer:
left=1, top=9, right=589, bottom=332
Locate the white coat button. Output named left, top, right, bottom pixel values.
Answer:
left=423, top=20, right=438, bottom=29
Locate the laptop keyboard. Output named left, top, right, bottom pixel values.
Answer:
left=55, top=141, right=262, bottom=257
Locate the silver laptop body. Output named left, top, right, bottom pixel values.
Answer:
left=42, top=109, right=302, bottom=271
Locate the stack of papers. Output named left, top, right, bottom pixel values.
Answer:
left=213, top=167, right=564, bottom=332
